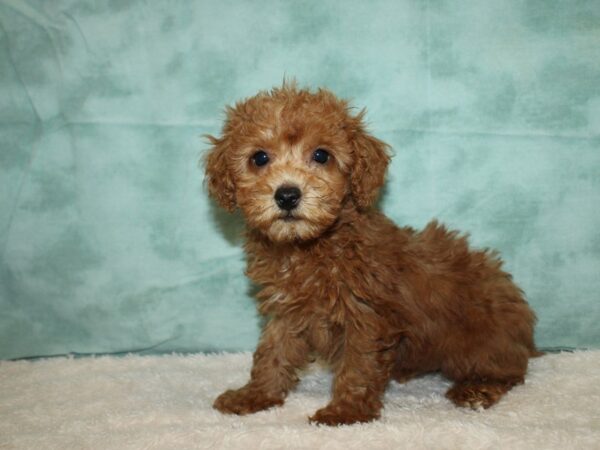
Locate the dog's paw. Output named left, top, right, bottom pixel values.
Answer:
left=446, top=381, right=516, bottom=410
left=309, top=403, right=379, bottom=426
left=213, top=387, right=283, bottom=415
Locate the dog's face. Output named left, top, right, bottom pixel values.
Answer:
left=205, top=85, right=390, bottom=242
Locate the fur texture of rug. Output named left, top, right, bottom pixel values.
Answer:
left=1, top=351, right=599, bottom=449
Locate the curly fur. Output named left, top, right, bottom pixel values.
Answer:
left=204, top=83, right=539, bottom=426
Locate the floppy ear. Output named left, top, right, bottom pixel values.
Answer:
left=349, top=112, right=391, bottom=210
left=203, top=135, right=236, bottom=211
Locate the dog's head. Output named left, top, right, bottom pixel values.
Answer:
left=204, top=84, right=390, bottom=242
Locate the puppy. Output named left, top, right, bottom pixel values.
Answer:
left=204, top=83, right=539, bottom=426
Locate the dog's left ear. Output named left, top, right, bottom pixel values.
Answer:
left=349, top=111, right=391, bottom=210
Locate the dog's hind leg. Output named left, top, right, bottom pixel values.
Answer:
left=441, top=340, right=531, bottom=409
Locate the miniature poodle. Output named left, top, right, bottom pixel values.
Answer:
left=204, top=83, right=539, bottom=426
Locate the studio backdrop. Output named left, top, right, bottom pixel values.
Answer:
left=1, top=0, right=599, bottom=360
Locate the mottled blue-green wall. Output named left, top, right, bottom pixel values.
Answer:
left=1, top=0, right=599, bottom=359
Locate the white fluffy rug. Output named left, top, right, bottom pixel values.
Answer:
left=1, top=351, right=599, bottom=449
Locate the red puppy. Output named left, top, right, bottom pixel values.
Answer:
left=205, top=83, right=539, bottom=426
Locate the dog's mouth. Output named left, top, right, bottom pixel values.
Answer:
left=278, top=212, right=300, bottom=222
left=265, top=207, right=335, bottom=242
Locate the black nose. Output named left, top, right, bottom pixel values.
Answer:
left=274, top=186, right=302, bottom=211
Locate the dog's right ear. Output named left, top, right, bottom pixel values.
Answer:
left=203, top=135, right=236, bottom=212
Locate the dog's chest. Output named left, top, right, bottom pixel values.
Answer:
left=248, top=244, right=353, bottom=314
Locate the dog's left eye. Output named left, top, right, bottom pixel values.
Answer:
left=312, top=148, right=330, bottom=164
left=251, top=150, right=270, bottom=167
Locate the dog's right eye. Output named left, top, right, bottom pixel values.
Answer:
left=251, top=150, right=270, bottom=167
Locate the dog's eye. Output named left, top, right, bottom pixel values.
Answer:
left=251, top=150, right=270, bottom=167
left=312, top=148, right=329, bottom=164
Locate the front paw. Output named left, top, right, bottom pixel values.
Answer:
left=213, top=386, right=284, bottom=415
left=309, top=402, right=379, bottom=426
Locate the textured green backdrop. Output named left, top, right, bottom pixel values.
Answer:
left=1, top=0, right=599, bottom=359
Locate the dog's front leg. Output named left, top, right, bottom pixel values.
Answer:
left=309, top=324, right=396, bottom=426
left=213, top=317, right=310, bottom=415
